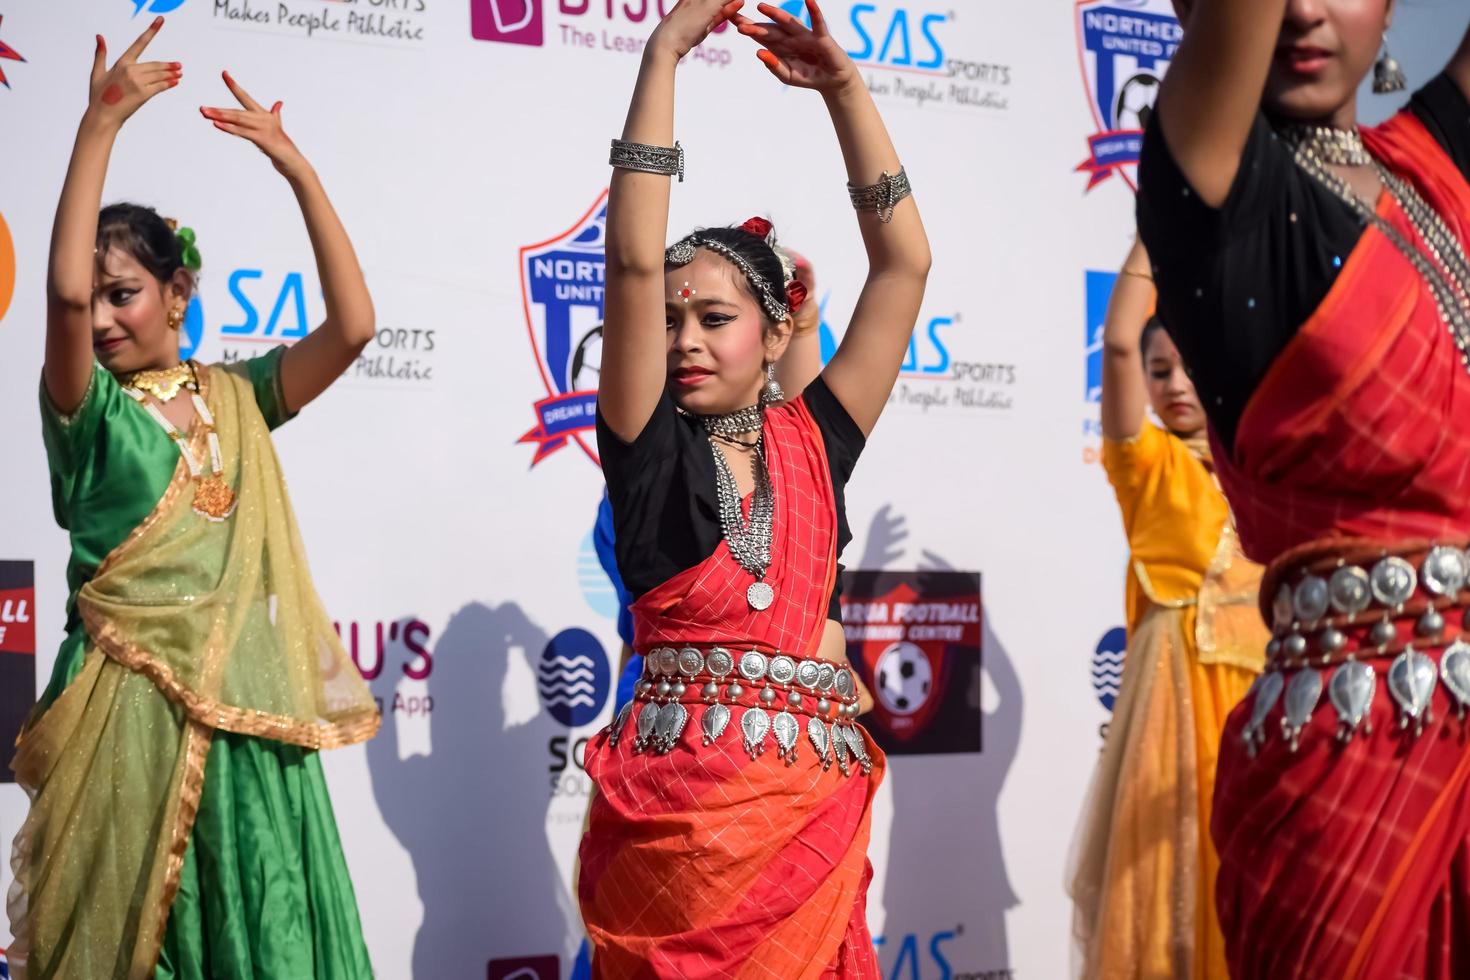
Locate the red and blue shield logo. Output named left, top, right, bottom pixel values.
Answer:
left=518, top=191, right=609, bottom=466
left=1074, top=0, right=1181, bottom=191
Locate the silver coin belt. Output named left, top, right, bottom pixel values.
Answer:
left=605, top=645, right=873, bottom=776
left=1243, top=542, right=1470, bottom=756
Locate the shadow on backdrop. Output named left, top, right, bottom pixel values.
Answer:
left=364, top=603, right=573, bottom=978
left=857, top=507, right=1023, bottom=970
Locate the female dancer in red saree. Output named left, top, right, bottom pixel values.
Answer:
left=1141, top=0, right=1470, bottom=975
left=579, top=1, right=930, bottom=975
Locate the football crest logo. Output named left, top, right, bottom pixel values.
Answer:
left=1074, top=0, right=1182, bottom=191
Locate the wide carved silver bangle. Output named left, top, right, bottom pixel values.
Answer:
left=847, top=167, right=912, bottom=223
left=610, top=139, right=684, bottom=182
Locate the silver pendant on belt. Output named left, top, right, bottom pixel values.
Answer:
left=772, top=710, right=800, bottom=765
left=702, top=702, right=732, bottom=745
left=1281, top=669, right=1323, bottom=752
left=1329, top=660, right=1376, bottom=742
left=1242, top=672, right=1284, bottom=758
left=742, top=707, right=772, bottom=758
left=808, top=717, right=833, bottom=770
left=1388, top=648, right=1437, bottom=735
left=607, top=701, right=634, bottom=748
left=653, top=702, right=689, bottom=754
left=1441, top=640, right=1470, bottom=718
left=841, top=725, right=873, bottom=775
left=832, top=724, right=852, bottom=775
left=633, top=702, right=660, bottom=753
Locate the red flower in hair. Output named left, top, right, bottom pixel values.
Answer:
left=740, top=216, right=774, bottom=240
left=785, top=280, right=808, bottom=313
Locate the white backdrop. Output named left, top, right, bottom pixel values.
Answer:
left=0, top=1, right=1464, bottom=977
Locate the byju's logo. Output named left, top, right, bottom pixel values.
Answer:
left=518, top=193, right=607, bottom=465
left=131, top=0, right=189, bottom=15
left=1092, top=627, right=1126, bottom=711
left=537, top=628, right=610, bottom=728
left=1074, top=0, right=1180, bottom=190
left=470, top=0, right=542, bottom=46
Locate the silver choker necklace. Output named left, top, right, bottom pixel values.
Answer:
left=699, top=404, right=764, bottom=437
left=699, top=406, right=776, bottom=611
left=1280, top=124, right=1374, bottom=168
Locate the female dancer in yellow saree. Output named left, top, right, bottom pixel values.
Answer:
left=8, top=20, right=379, bottom=979
left=1068, top=238, right=1267, bottom=979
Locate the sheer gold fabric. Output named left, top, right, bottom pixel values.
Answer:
left=7, top=363, right=378, bottom=980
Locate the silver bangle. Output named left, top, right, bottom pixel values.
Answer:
left=610, top=139, right=684, bottom=183
left=847, top=167, right=911, bottom=223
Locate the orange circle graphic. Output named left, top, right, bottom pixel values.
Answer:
left=0, top=212, right=14, bottom=324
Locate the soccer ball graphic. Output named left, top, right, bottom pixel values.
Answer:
left=875, top=642, right=933, bottom=716
left=1115, top=72, right=1160, bottom=132
left=570, top=325, right=603, bottom=392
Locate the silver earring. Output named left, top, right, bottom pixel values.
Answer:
left=1373, top=33, right=1406, bottom=95
left=760, top=361, right=785, bottom=406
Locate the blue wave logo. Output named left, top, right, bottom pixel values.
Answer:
left=1092, top=627, right=1126, bottom=712
left=538, top=628, right=610, bottom=728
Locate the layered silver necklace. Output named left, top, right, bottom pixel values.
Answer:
left=1282, top=123, right=1470, bottom=374
left=700, top=405, right=776, bottom=611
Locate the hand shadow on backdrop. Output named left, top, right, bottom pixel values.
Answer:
left=364, top=603, right=573, bottom=979
left=857, top=507, right=1022, bottom=968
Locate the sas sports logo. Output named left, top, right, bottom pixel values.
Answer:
left=0, top=16, right=24, bottom=89
left=537, top=628, right=610, bottom=728
left=1075, top=0, right=1181, bottom=191
left=1092, top=627, right=1126, bottom=711
left=130, top=0, right=189, bottom=15
left=518, top=193, right=607, bottom=465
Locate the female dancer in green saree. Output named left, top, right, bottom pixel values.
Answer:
left=8, top=19, right=380, bottom=979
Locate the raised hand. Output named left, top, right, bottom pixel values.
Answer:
left=650, top=0, right=744, bottom=59
left=88, top=18, right=180, bottom=127
left=731, top=0, right=856, bottom=94
left=200, top=72, right=308, bottom=179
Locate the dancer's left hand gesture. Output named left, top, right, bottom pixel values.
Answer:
left=200, top=72, right=309, bottom=180
left=731, top=1, right=856, bottom=94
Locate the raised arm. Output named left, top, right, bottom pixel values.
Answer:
left=202, top=72, right=375, bottom=414
left=599, top=0, right=744, bottom=442
left=46, top=19, right=179, bottom=413
left=734, top=0, right=930, bottom=437
left=1156, top=0, right=1289, bottom=207
left=1100, top=239, right=1156, bottom=441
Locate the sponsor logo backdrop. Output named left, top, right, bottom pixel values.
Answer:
left=0, top=2, right=1459, bottom=977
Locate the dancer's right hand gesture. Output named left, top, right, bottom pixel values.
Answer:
left=648, top=0, right=743, bottom=59
left=86, top=17, right=181, bottom=129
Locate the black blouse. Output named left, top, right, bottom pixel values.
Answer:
left=1137, top=73, right=1470, bottom=452
left=596, top=376, right=866, bottom=623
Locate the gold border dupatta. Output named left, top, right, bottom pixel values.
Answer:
left=7, top=363, right=379, bottom=979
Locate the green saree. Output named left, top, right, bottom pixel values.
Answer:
left=8, top=351, right=380, bottom=980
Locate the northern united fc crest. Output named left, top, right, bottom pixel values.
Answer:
left=1074, top=0, right=1181, bottom=191
left=518, top=192, right=608, bottom=466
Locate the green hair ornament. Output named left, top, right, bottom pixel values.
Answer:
left=175, top=225, right=202, bottom=273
